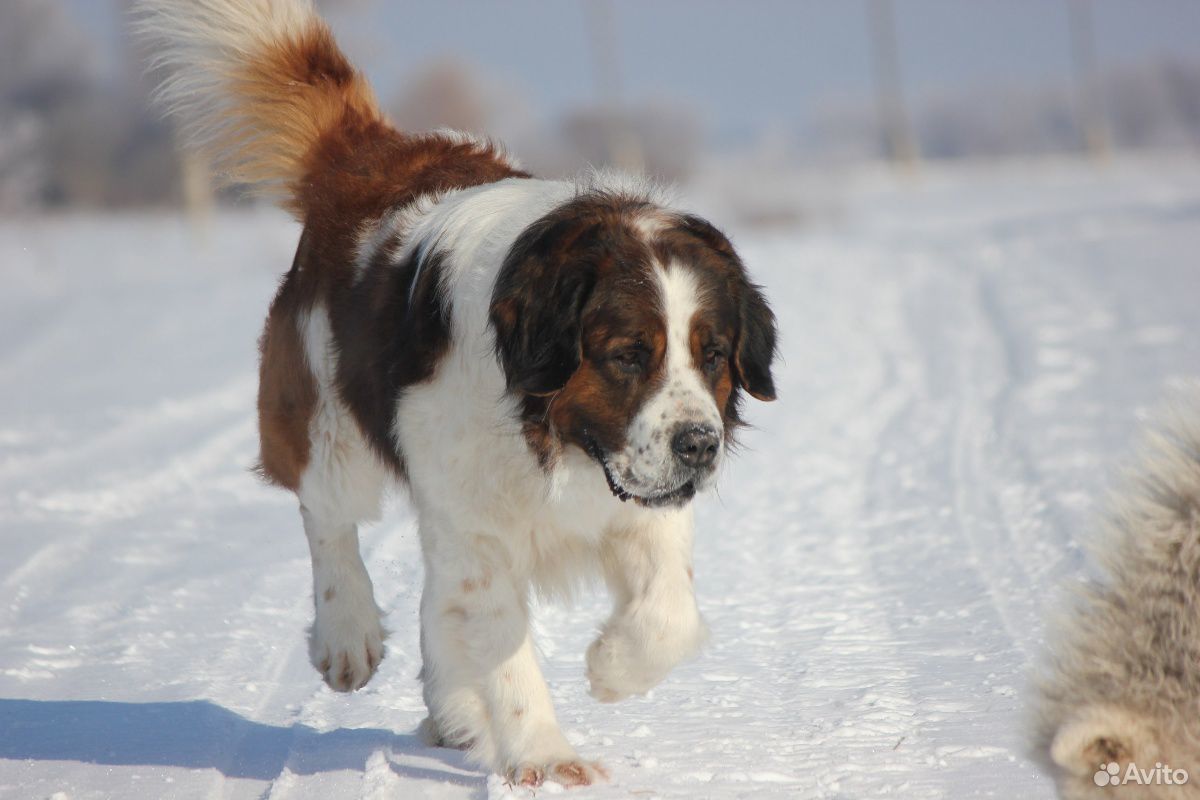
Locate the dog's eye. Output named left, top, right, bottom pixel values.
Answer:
left=703, top=347, right=726, bottom=371
left=611, top=346, right=646, bottom=373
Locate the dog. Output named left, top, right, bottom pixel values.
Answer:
left=1036, top=384, right=1200, bottom=799
left=135, top=0, right=777, bottom=787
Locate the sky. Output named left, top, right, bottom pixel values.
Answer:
left=67, top=0, right=1200, bottom=146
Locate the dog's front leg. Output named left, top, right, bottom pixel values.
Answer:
left=420, top=541, right=606, bottom=787
left=588, top=507, right=709, bottom=703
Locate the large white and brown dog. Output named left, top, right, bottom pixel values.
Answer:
left=137, top=0, right=776, bottom=786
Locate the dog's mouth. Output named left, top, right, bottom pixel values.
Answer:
left=584, top=438, right=696, bottom=508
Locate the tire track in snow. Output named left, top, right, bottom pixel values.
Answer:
left=0, top=374, right=256, bottom=485
left=198, top=577, right=320, bottom=800
left=851, top=243, right=1053, bottom=796
left=15, top=415, right=258, bottom=525
left=946, top=270, right=1042, bottom=659
left=1, top=398, right=261, bottom=638
left=252, top=514, right=460, bottom=800
left=690, top=237, right=936, bottom=798
left=878, top=246, right=1042, bottom=655
left=798, top=253, right=962, bottom=798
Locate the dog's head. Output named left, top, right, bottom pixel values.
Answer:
left=490, top=192, right=777, bottom=507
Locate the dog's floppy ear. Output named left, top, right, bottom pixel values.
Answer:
left=677, top=214, right=777, bottom=402
left=490, top=216, right=598, bottom=396
left=734, top=279, right=777, bottom=401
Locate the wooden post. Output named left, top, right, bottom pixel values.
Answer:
left=584, top=0, right=643, bottom=173
left=1067, top=0, right=1110, bottom=159
left=868, top=0, right=920, bottom=169
left=179, top=150, right=214, bottom=243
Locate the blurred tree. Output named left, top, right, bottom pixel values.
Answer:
left=0, top=0, right=92, bottom=110
left=0, top=0, right=184, bottom=209
left=561, top=104, right=700, bottom=183
left=0, top=0, right=90, bottom=210
left=389, top=58, right=496, bottom=136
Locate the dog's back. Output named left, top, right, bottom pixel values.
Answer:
left=1037, top=384, right=1200, bottom=798
left=135, top=0, right=524, bottom=490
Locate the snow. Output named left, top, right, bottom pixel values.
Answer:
left=3, top=157, right=1199, bottom=799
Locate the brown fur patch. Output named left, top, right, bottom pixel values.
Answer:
left=330, top=248, right=454, bottom=474
left=512, top=765, right=544, bottom=787
left=1085, top=736, right=1130, bottom=765
left=256, top=235, right=318, bottom=490
left=551, top=762, right=593, bottom=786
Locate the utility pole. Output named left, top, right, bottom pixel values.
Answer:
left=584, top=0, right=643, bottom=173
left=868, top=0, right=919, bottom=169
left=179, top=150, right=214, bottom=241
left=1067, top=0, right=1110, bottom=160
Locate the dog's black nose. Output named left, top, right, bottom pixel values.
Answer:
left=671, top=425, right=720, bottom=469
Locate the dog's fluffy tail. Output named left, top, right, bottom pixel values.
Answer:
left=134, top=0, right=383, bottom=215
left=1036, top=382, right=1200, bottom=783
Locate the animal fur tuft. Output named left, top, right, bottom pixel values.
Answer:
left=1035, top=381, right=1200, bottom=797
left=133, top=0, right=383, bottom=214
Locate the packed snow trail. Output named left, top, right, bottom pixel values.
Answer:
left=2, top=158, right=1198, bottom=799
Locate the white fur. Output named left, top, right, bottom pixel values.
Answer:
left=606, top=263, right=725, bottom=497
left=297, top=306, right=387, bottom=524
left=573, top=166, right=675, bottom=208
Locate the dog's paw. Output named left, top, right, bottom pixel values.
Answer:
left=508, top=758, right=608, bottom=788
left=586, top=612, right=708, bottom=703
left=586, top=631, right=656, bottom=702
left=417, top=715, right=473, bottom=750
left=310, top=595, right=385, bottom=691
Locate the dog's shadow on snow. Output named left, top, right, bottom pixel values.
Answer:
left=0, top=698, right=486, bottom=790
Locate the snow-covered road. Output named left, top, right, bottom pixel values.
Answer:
left=3, top=158, right=1198, bottom=799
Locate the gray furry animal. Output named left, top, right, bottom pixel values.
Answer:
left=1036, top=383, right=1200, bottom=799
